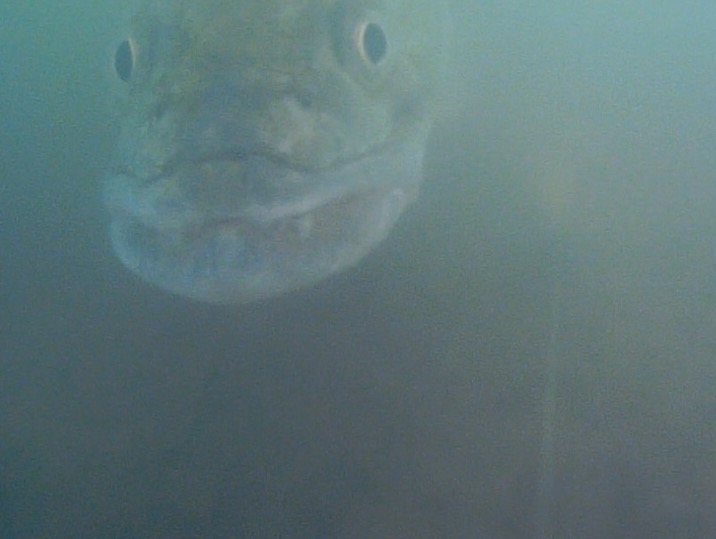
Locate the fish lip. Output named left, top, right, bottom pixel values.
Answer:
left=107, top=170, right=410, bottom=233
left=115, top=125, right=421, bottom=186
left=106, top=140, right=422, bottom=232
left=153, top=148, right=292, bottom=183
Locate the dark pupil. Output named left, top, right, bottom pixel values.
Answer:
left=114, top=40, right=134, bottom=82
left=362, top=23, right=387, bottom=65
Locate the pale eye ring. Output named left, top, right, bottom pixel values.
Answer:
left=114, top=38, right=137, bottom=82
left=355, top=21, right=388, bottom=66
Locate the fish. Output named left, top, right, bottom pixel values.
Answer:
left=104, top=0, right=448, bottom=303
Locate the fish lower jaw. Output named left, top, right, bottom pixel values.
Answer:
left=110, top=185, right=413, bottom=303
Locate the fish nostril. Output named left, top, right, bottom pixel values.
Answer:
left=298, top=94, right=313, bottom=109
left=151, top=101, right=168, bottom=121
left=114, top=39, right=136, bottom=82
left=293, top=89, right=315, bottom=110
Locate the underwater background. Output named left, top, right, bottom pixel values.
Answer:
left=3, top=1, right=716, bottom=537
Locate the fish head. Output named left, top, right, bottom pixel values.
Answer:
left=105, top=0, right=447, bottom=303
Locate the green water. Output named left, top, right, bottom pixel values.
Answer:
left=2, top=1, right=716, bottom=537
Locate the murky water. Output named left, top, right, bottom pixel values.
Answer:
left=2, top=1, right=716, bottom=537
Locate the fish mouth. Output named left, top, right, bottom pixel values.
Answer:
left=105, top=144, right=424, bottom=303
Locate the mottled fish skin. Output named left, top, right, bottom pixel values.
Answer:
left=105, top=0, right=447, bottom=303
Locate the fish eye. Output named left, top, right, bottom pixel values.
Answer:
left=355, top=21, right=387, bottom=66
left=114, top=38, right=136, bottom=83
